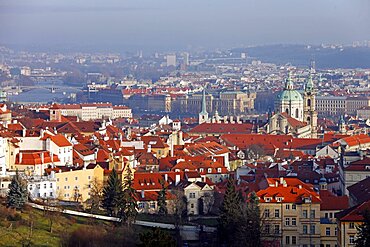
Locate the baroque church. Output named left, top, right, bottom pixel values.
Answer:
left=267, top=72, right=318, bottom=138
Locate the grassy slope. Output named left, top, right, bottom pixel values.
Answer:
left=0, top=205, right=112, bottom=247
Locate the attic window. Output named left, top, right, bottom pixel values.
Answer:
left=265, top=197, right=271, bottom=202
left=276, top=197, right=283, bottom=202
left=366, top=166, right=370, bottom=170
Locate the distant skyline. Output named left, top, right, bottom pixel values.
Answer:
left=1, top=0, right=370, bottom=52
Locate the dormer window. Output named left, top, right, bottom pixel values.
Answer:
left=217, top=168, right=222, bottom=173
left=208, top=168, right=212, bottom=173
left=265, top=197, right=271, bottom=202
left=199, top=168, right=204, bottom=173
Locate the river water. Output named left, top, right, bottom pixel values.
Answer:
left=8, top=81, right=81, bottom=104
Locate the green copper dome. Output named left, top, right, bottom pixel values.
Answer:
left=276, top=89, right=303, bottom=102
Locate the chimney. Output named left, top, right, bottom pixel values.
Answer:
left=141, top=190, right=145, bottom=198
left=175, top=174, right=180, bottom=185
left=19, top=152, right=23, bottom=163
left=41, top=152, right=44, bottom=164
left=280, top=177, right=284, bottom=185
left=164, top=173, right=168, bottom=181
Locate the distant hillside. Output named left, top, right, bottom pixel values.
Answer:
left=233, top=45, right=370, bottom=69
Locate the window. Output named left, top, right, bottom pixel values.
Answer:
left=190, top=203, right=194, bottom=209
left=138, top=202, right=145, bottom=209
left=264, top=224, right=270, bottom=233
left=50, top=183, right=53, bottom=188
left=50, top=192, right=53, bottom=197
left=189, top=193, right=196, bottom=198
left=303, top=225, right=308, bottom=234
left=75, top=177, right=78, bottom=181
left=150, top=202, right=155, bottom=209
left=292, top=204, right=296, bottom=210
left=326, top=227, right=331, bottom=236
left=292, top=218, right=296, bottom=226
left=335, top=227, right=338, bottom=236
left=310, top=210, right=316, bottom=218
left=349, top=222, right=355, bottom=229
left=264, top=209, right=270, bottom=218
left=292, top=236, right=297, bottom=244
left=285, top=236, right=290, bottom=245
left=285, top=218, right=290, bottom=226
left=349, top=235, right=355, bottom=244
left=275, top=209, right=280, bottom=218
left=303, top=210, right=308, bottom=218
left=65, top=177, right=68, bottom=181
left=310, top=224, right=315, bottom=234
left=286, top=204, right=290, bottom=210
left=274, top=225, right=280, bottom=234
left=43, top=184, right=46, bottom=189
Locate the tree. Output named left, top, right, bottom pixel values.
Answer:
left=219, top=178, right=262, bottom=247
left=219, top=177, right=243, bottom=246
left=157, top=179, right=168, bottom=215
left=122, top=166, right=137, bottom=226
left=237, top=192, right=261, bottom=247
left=355, top=210, right=370, bottom=247
left=86, top=177, right=104, bottom=214
left=139, top=228, right=176, bottom=247
left=245, top=144, right=265, bottom=160
left=102, top=169, right=124, bottom=217
left=7, top=170, right=28, bottom=210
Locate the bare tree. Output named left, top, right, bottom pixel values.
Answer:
left=86, top=177, right=104, bottom=214
left=245, top=144, right=265, bottom=160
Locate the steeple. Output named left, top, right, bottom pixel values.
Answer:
left=339, top=115, right=346, bottom=134
left=285, top=71, right=294, bottom=90
left=201, top=88, right=207, bottom=114
left=305, top=73, right=314, bottom=92
left=198, top=87, right=209, bottom=124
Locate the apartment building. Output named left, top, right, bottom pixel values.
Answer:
left=316, top=96, right=370, bottom=116
left=256, top=178, right=321, bottom=247
left=49, top=103, right=132, bottom=121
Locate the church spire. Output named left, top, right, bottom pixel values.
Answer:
left=305, top=73, right=314, bottom=92
left=198, top=87, right=209, bottom=124
left=200, top=87, right=207, bottom=114
left=285, top=71, right=294, bottom=90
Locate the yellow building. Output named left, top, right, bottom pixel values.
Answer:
left=336, top=200, right=370, bottom=246
left=54, top=164, right=104, bottom=202
left=256, top=178, right=321, bottom=247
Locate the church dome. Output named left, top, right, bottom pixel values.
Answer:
left=276, top=89, right=303, bottom=103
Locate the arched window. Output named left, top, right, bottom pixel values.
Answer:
left=295, top=108, right=299, bottom=118
left=285, top=108, right=289, bottom=114
left=307, top=116, right=311, bottom=123
left=307, top=99, right=311, bottom=107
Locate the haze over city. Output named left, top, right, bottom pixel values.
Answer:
left=1, top=0, right=370, bottom=51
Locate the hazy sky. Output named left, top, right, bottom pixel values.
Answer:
left=1, top=0, right=370, bottom=51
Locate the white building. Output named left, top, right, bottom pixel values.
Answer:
left=49, top=103, right=132, bottom=121
left=166, top=54, right=176, bottom=67
left=0, top=136, right=6, bottom=177
left=28, top=175, right=57, bottom=199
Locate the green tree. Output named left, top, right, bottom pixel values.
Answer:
left=122, top=166, right=137, bottom=226
left=355, top=210, right=370, bottom=247
left=7, top=170, right=28, bottom=210
left=219, top=177, right=242, bottom=246
left=102, top=169, right=124, bottom=217
left=157, top=179, right=168, bottom=215
left=236, top=192, right=261, bottom=247
left=139, top=227, right=176, bottom=247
